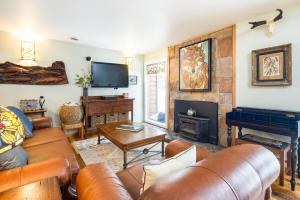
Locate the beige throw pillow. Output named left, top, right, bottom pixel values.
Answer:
left=141, top=145, right=196, bottom=193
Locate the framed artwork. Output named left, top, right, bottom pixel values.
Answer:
left=0, top=61, right=68, bottom=85
left=21, top=41, right=35, bottom=61
left=20, top=99, right=38, bottom=111
left=252, top=44, right=292, bottom=86
left=179, top=38, right=212, bottom=92
left=129, top=75, right=137, bottom=85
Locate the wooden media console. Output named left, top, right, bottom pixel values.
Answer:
left=81, top=96, right=134, bottom=132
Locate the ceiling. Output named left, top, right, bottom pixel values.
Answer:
left=0, top=0, right=299, bottom=54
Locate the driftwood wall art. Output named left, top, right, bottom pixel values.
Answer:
left=0, top=61, right=68, bottom=85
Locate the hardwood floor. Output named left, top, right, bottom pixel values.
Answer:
left=68, top=130, right=96, bottom=168
left=68, top=130, right=300, bottom=200
left=272, top=177, right=300, bottom=200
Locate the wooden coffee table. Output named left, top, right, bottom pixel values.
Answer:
left=97, top=121, right=166, bottom=169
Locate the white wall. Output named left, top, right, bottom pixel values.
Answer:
left=236, top=4, right=300, bottom=142
left=144, top=48, right=168, bottom=65
left=236, top=4, right=300, bottom=112
left=0, top=31, right=144, bottom=125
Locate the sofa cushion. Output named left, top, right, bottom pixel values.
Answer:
left=0, top=146, right=28, bottom=171
left=142, top=145, right=196, bottom=192
left=22, top=127, right=67, bottom=148
left=117, top=164, right=144, bottom=200
left=24, top=138, right=79, bottom=173
left=7, top=106, right=33, bottom=138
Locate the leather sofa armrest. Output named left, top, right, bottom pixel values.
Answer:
left=165, top=139, right=212, bottom=162
left=76, top=164, right=133, bottom=200
left=0, top=157, right=70, bottom=193
left=31, top=117, right=53, bottom=130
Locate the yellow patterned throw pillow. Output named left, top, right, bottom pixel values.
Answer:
left=0, top=106, right=25, bottom=154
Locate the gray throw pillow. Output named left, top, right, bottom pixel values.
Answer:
left=0, top=146, right=28, bottom=171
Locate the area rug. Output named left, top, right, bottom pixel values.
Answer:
left=72, top=137, right=166, bottom=172
left=72, top=136, right=221, bottom=172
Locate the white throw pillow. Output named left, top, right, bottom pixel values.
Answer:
left=141, top=145, right=196, bottom=193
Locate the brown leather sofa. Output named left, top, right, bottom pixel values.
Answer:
left=0, top=117, right=79, bottom=192
left=76, top=139, right=280, bottom=200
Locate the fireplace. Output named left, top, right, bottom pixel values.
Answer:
left=174, top=100, right=218, bottom=145
left=178, top=113, right=210, bottom=141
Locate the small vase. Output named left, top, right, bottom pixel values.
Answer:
left=83, top=88, right=88, bottom=97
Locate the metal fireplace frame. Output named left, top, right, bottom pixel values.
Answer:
left=174, top=99, right=218, bottom=145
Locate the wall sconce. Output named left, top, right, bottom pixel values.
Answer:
left=21, top=41, right=35, bottom=61
left=125, top=57, right=133, bottom=74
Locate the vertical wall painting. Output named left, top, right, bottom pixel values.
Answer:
left=179, top=38, right=212, bottom=92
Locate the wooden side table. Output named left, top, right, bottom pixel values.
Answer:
left=62, top=122, right=85, bottom=139
left=0, top=177, right=61, bottom=200
left=23, top=109, right=47, bottom=118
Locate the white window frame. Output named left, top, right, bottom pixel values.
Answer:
left=144, top=60, right=169, bottom=129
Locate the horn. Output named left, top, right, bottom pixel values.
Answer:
left=249, top=21, right=267, bottom=29
left=273, top=9, right=283, bottom=22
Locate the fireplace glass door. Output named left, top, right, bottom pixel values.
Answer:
left=144, top=61, right=167, bottom=128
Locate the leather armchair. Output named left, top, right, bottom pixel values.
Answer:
left=76, top=140, right=280, bottom=200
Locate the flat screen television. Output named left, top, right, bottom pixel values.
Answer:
left=91, top=62, right=129, bottom=88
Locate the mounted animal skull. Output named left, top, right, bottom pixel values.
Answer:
left=249, top=9, right=283, bottom=35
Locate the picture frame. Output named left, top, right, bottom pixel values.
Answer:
left=252, top=43, right=292, bottom=86
left=20, top=99, right=39, bottom=111
left=179, top=38, right=212, bottom=92
left=21, top=41, right=35, bottom=61
left=129, top=75, right=138, bottom=85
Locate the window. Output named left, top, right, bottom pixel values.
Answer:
left=144, top=61, right=168, bottom=128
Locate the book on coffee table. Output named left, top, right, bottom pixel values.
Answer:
left=116, top=124, right=144, bottom=132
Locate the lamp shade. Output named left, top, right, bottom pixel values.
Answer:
left=0, top=106, right=25, bottom=154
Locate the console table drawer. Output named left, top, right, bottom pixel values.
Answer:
left=82, top=96, right=134, bottom=129
left=111, top=101, right=132, bottom=107
left=113, top=105, right=132, bottom=113
left=88, top=103, right=113, bottom=115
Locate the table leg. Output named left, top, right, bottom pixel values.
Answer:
left=84, top=114, right=88, bottom=133
left=238, top=127, right=242, bottom=139
left=123, top=151, right=128, bottom=169
left=279, top=151, right=285, bottom=186
left=227, top=126, right=232, bottom=147
left=98, top=134, right=101, bottom=144
left=88, top=116, right=91, bottom=127
left=162, top=141, right=165, bottom=157
left=61, top=124, right=65, bottom=132
left=290, top=137, right=298, bottom=191
left=80, top=124, right=85, bottom=139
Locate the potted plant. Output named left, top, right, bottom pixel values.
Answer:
left=75, top=71, right=91, bottom=96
